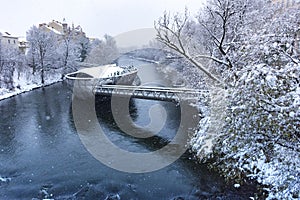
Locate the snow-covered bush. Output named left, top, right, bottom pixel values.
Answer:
left=156, top=0, right=300, bottom=198
left=213, top=63, right=300, bottom=199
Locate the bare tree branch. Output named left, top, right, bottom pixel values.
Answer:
left=155, top=10, right=224, bottom=85
left=193, top=54, right=230, bottom=66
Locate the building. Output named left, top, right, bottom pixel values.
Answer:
left=39, top=20, right=67, bottom=35
left=0, top=30, right=19, bottom=49
left=0, top=30, right=29, bottom=53
left=18, top=37, right=28, bottom=54
left=39, top=19, right=86, bottom=37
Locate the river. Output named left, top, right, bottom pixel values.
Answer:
left=0, top=56, right=257, bottom=199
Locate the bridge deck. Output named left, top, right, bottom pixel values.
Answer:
left=93, top=85, right=209, bottom=102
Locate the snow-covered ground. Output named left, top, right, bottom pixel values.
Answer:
left=0, top=70, right=62, bottom=101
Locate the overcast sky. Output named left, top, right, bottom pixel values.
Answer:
left=1, top=0, right=205, bottom=38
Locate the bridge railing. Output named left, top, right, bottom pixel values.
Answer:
left=93, top=85, right=209, bottom=102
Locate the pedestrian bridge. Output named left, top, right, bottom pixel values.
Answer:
left=93, top=85, right=209, bottom=102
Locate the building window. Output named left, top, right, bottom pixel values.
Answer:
left=14, top=40, right=16, bottom=44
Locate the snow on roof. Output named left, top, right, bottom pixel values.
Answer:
left=0, top=30, right=18, bottom=38
left=51, top=20, right=63, bottom=26
left=41, top=25, right=63, bottom=35
left=78, top=64, right=124, bottom=78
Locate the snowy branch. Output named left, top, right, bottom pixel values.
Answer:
left=155, top=10, right=224, bottom=85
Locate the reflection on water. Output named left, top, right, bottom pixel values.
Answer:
left=94, top=96, right=180, bottom=153
left=0, top=56, right=258, bottom=199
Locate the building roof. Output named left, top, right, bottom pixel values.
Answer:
left=40, top=25, right=63, bottom=35
left=38, top=19, right=86, bottom=37
left=0, top=30, right=18, bottom=38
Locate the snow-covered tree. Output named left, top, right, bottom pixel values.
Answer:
left=85, top=34, right=119, bottom=65
left=155, top=9, right=223, bottom=85
left=154, top=0, right=280, bottom=85
left=76, top=34, right=90, bottom=62
left=156, top=0, right=300, bottom=198
left=26, top=26, right=58, bottom=85
left=215, top=3, right=300, bottom=198
left=57, top=29, right=81, bottom=78
left=0, top=42, right=24, bottom=89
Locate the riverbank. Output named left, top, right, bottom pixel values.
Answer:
left=0, top=73, right=61, bottom=101
left=143, top=54, right=300, bottom=199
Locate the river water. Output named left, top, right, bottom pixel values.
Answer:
left=0, top=56, right=257, bottom=199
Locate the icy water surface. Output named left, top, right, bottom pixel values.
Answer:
left=0, top=56, right=257, bottom=199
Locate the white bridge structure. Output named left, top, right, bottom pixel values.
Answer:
left=93, top=85, right=209, bottom=102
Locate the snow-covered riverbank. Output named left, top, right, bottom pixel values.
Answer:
left=0, top=72, right=61, bottom=101
left=141, top=54, right=299, bottom=199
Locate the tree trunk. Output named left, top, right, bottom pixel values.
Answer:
left=41, top=69, right=45, bottom=85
